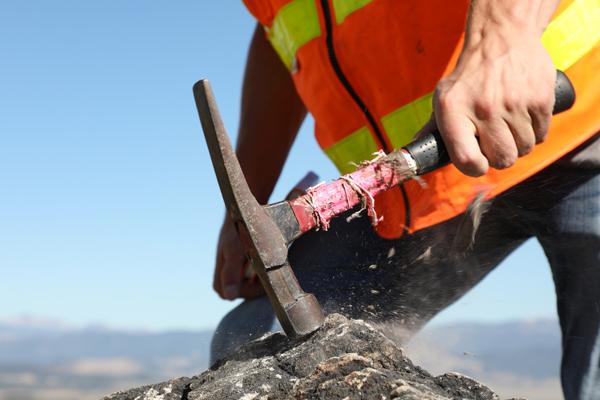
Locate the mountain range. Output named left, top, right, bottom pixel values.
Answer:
left=0, top=317, right=562, bottom=400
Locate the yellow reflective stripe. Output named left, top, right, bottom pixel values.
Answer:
left=324, top=126, right=378, bottom=174
left=332, top=0, right=373, bottom=24
left=265, top=0, right=321, bottom=70
left=382, top=93, right=433, bottom=148
left=542, top=0, right=600, bottom=71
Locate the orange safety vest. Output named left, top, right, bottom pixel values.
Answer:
left=243, top=0, right=600, bottom=238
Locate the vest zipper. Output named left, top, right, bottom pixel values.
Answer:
left=318, top=0, right=411, bottom=233
left=318, top=0, right=390, bottom=152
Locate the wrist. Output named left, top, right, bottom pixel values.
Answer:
left=462, top=0, right=555, bottom=60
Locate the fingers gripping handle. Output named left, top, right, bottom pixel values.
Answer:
left=404, top=70, right=576, bottom=175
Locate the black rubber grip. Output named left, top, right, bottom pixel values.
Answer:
left=404, top=70, right=576, bottom=175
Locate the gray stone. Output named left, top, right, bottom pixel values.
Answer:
left=102, top=314, right=516, bottom=400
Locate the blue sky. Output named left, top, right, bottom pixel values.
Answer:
left=0, top=1, right=558, bottom=331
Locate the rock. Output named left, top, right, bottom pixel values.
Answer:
left=103, top=314, right=516, bottom=400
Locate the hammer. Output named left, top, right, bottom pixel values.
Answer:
left=193, top=71, right=575, bottom=339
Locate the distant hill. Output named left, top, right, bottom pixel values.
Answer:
left=0, top=317, right=563, bottom=400
left=0, top=328, right=212, bottom=367
left=0, top=319, right=212, bottom=400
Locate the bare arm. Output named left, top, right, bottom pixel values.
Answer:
left=214, top=24, right=307, bottom=300
left=433, top=0, right=560, bottom=176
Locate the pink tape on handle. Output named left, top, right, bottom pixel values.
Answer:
left=289, top=151, right=412, bottom=233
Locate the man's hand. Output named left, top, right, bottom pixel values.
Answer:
left=433, top=0, right=559, bottom=177
left=213, top=215, right=264, bottom=300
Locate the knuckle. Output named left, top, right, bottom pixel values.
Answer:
left=474, top=100, right=495, bottom=121
left=531, top=96, right=553, bottom=114
left=518, top=141, right=534, bottom=156
left=503, top=94, right=521, bottom=113
left=535, top=129, right=549, bottom=144
left=435, top=77, right=454, bottom=94
left=515, top=128, right=535, bottom=156
left=541, top=106, right=553, bottom=119
left=489, top=151, right=517, bottom=169
left=533, top=116, right=551, bottom=142
left=453, top=152, right=475, bottom=168
left=454, top=153, right=486, bottom=176
left=436, top=90, right=457, bottom=112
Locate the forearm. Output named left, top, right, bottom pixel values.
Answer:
left=462, top=0, right=559, bottom=59
left=237, top=24, right=307, bottom=204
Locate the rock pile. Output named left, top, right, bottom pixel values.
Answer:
left=104, top=314, right=520, bottom=400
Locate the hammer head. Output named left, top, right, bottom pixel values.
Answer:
left=193, top=80, right=324, bottom=338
